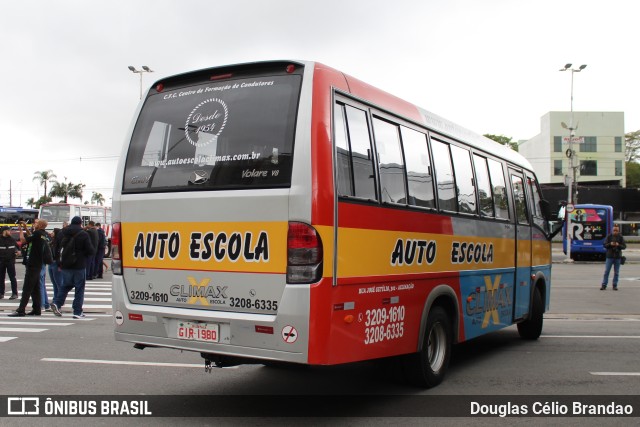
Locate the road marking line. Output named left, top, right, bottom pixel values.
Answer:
left=0, top=337, right=18, bottom=342
left=0, top=321, right=74, bottom=326
left=41, top=357, right=237, bottom=369
left=591, top=372, right=640, bottom=376
left=0, top=327, right=47, bottom=333
left=0, top=317, right=74, bottom=321
left=546, top=318, right=640, bottom=322
left=542, top=335, right=640, bottom=338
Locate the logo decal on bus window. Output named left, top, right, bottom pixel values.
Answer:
left=189, top=170, right=209, bottom=185
left=185, top=98, right=229, bottom=148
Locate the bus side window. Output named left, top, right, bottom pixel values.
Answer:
left=401, top=126, right=435, bottom=209
left=431, top=139, right=457, bottom=212
left=372, top=117, right=407, bottom=204
left=487, top=159, right=510, bottom=220
left=334, top=103, right=354, bottom=197
left=527, top=175, right=546, bottom=230
left=450, top=145, right=477, bottom=215
left=473, top=155, right=494, bottom=218
left=511, top=175, right=529, bottom=225
left=344, top=105, right=377, bottom=200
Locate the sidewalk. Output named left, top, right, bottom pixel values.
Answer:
left=551, top=242, right=640, bottom=252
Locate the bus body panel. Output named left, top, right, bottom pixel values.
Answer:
left=111, top=60, right=552, bottom=375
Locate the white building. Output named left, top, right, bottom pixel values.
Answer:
left=519, top=111, right=626, bottom=187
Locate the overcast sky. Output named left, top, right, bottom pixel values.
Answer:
left=1, top=0, right=638, bottom=207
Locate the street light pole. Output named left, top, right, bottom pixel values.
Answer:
left=559, top=63, right=587, bottom=263
left=128, top=65, right=154, bottom=99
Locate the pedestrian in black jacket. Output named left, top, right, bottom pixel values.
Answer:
left=8, top=219, right=49, bottom=316
left=50, top=216, right=95, bottom=318
left=600, top=225, right=627, bottom=290
left=0, top=226, right=19, bottom=299
left=85, top=221, right=99, bottom=280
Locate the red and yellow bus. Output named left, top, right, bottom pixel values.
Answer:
left=111, top=61, right=553, bottom=387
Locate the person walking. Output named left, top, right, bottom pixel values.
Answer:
left=8, top=219, right=49, bottom=317
left=39, top=261, right=51, bottom=311
left=0, top=226, right=19, bottom=299
left=93, top=223, right=106, bottom=279
left=85, top=221, right=99, bottom=281
left=48, top=228, right=64, bottom=302
left=601, top=224, right=627, bottom=291
left=50, top=216, right=94, bottom=318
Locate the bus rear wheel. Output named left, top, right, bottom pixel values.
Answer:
left=402, top=306, right=452, bottom=388
left=517, top=287, right=543, bottom=340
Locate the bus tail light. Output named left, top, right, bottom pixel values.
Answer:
left=287, top=222, right=323, bottom=284
left=111, top=222, right=123, bottom=275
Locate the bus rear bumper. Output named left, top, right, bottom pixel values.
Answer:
left=112, top=277, right=310, bottom=365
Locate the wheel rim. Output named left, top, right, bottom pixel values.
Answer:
left=427, top=321, right=446, bottom=372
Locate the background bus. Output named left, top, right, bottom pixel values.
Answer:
left=111, top=60, right=553, bottom=388
left=0, top=206, right=39, bottom=245
left=0, top=206, right=38, bottom=227
left=38, top=203, right=112, bottom=257
left=562, top=204, right=613, bottom=261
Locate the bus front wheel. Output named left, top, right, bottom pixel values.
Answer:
left=402, top=306, right=452, bottom=388
left=517, top=287, right=543, bottom=340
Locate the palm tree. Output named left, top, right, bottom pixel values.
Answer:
left=25, top=197, right=36, bottom=208
left=49, top=181, right=85, bottom=203
left=33, top=170, right=57, bottom=197
left=91, top=192, right=106, bottom=206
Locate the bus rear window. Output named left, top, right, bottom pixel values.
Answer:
left=122, top=72, right=302, bottom=193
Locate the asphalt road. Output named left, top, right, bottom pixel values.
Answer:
left=1, top=256, right=639, bottom=425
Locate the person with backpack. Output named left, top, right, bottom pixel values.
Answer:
left=8, top=219, right=50, bottom=317
left=50, top=216, right=95, bottom=319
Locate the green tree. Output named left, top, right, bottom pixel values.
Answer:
left=625, top=130, right=640, bottom=162
left=25, top=197, right=36, bottom=208
left=91, top=192, right=105, bottom=205
left=33, top=170, right=57, bottom=197
left=626, top=161, right=640, bottom=188
left=483, top=134, right=519, bottom=151
left=49, top=181, right=85, bottom=203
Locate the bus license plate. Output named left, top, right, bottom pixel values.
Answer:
left=177, top=322, right=219, bottom=343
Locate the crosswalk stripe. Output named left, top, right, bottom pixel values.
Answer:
left=0, top=321, right=74, bottom=326
left=0, top=327, right=47, bottom=333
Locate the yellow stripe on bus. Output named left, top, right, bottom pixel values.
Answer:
left=121, top=221, right=288, bottom=273
left=332, top=227, right=516, bottom=278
